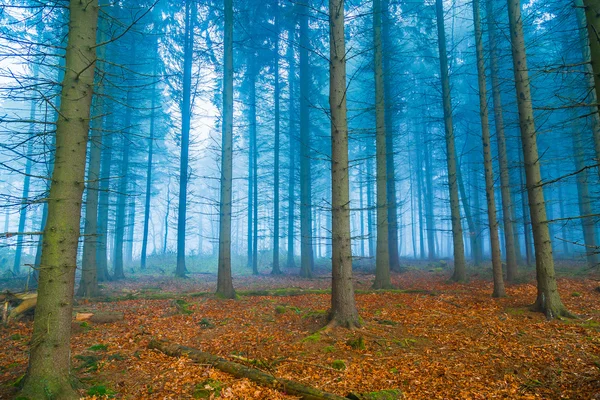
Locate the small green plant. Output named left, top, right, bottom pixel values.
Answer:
left=193, top=379, right=223, bottom=399
left=347, top=336, right=366, bottom=350
left=323, top=345, right=335, bottom=353
left=10, top=333, right=22, bottom=340
left=303, top=310, right=327, bottom=319
left=571, top=292, right=582, bottom=297
left=174, top=299, right=193, bottom=314
left=199, top=317, right=215, bottom=329
left=79, top=321, right=90, bottom=329
left=331, top=360, right=346, bottom=371
left=89, top=343, right=108, bottom=351
left=87, top=384, right=116, bottom=397
left=75, top=355, right=100, bottom=372
left=108, top=353, right=126, bottom=361
left=275, top=305, right=287, bottom=314
left=395, top=338, right=417, bottom=348
left=377, top=319, right=398, bottom=326
left=302, top=332, right=321, bottom=343
left=389, top=367, right=398, bottom=374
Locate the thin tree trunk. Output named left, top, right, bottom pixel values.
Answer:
left=176, top=0, right=195, bottom=278
left=272, top=5, right=282, bottom=274
left=435, top=0, right=466, bottom=280
left=78, top=82, right=104, bottom=297
left=286, top=28, right=296, bottom=269
left=216, top=0, right=236, bottom=299
left=582, top=0, right=600, bottom=170
left=486, top=0, right=519, bottom=279
left=299, top=3, right=313, bottom=278
left=506, top=0, right=570, bottom=318
left=163, top=179, right=171, bottom=255
left=373, top=0, right=392, bottom=289
left=366, top=154, right=375, bottom=258
left=381, top=0, right=400, bottom=272
left=473, top=0, right=505, bottom=297
left=141, top=49, right=158, bottom=270
left=424, top=132, right=436, bottom=260
left=96, top=115, right=113, bottom=282
left=328, top=0, right=360, bottom=328
left=416, top=129, right=425, bottom=259
left=19, top=1, right=98, bottom=397
left=125, top=180, right=136, bottom=264
left=113, top=90, right=133, bottom=281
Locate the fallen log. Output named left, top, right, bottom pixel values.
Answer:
left=75, top=311, right=124, bottom=324
left=1, top=292, right=38, bottom=323
left=148, top=339, right=348, bottom=400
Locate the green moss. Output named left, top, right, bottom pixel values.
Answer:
left=394, top=338, right=417, bottom=348
left=193, top=379, right=223, bottom=399
left=87, top=384, right=116, bottom=397
left=303, top=309, right=327, bottom=319
left=323, top=345, right=335, bottom=353
left=377, top=319, right=398, bottom=326
left=302, top=332, right=321, bottom=343
left=199, top=317, right=215, bottom=329
left=10, top=333, right=23, bottom=340
left=174, top=299, right=193, bottom=314
left=108, top=353, right=126, bottom=361
left=331, top=360, right=346, bottom=371
left=275, top=305, right=287, bottom=314
left=347, top=389, right=402, bottom=399
left=347, top=336, right=366, bottom=350
left=74, top=355, right=100, bottom=372
left=88, top=343, right=108, bottom=352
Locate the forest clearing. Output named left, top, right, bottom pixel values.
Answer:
left=1, top=266, right=599, bottom=399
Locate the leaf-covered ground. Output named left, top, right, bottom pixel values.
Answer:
left=1, top=269, right=599, bottom=399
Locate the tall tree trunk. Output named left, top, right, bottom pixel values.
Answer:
left=328, top=0, right=360, bottom=328
left=176, top=0, right=195, bottom=278
left=416, top=129, right=425, bottom=259
left=286, top=27, right=296, bottom=269
left=96, top=113, right=113, bottom=282
left=141, top=49, right=159, bottom=270
left=572, top=126, right=600, bottom=267
left=582, top=0, right=600, bottom=169
left=473, top=0, right=505, bottom=297
left=272, top=5, right=282, bottom=275
left=299, top=2, right=313, bottom=278
left=506, top=0, right=570, bottom=318
left=373, top=0, right=392, bottom=289
left=486, top=0, right=519, bottom=280
left=435, top=0, right=466, bottom=280
left=78, top=78, right=105, bottom=297
left=457, top=156, right=481, bottom=266
left=366, top=154, right=375, bottom=258
left=424, top=131, right=436, bottom=260
left=113, top=90, right=133, bottom=281
left=517, top=148, right=533, bottom=266
left=217, top=0, right=236, bottom=298
left=13, top=64, right=39, bottom=276
left=359, top=162, right=366, bottom=257
left=381, top=0, right=400, bottom=272
left=163, top=179, right=171, bottom=254
left=125, top=180, right=136, bottom=264
left=19, top=1, right=98, bottom=397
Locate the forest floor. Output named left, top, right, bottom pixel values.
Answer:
left=0, top=265, right=599, bottom=399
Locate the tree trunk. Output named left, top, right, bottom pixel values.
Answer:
left=423, top=131, right=436, bottom=260
left=286, top=26, right=296, bottom=270
left=272, top=7, right=282, bottom=275
left=486, top=0, right=519, bottom=280
left=328, top=0, right=361, bottom=328
left=125, top=180, right=136, bottom=264
left=415, top=128, right=425, bottom=259
left=506, top=0, right=570, bottom=318
left=113, top=90, right=132, bottom=281
left=582, top=0, right=600, bottom=170
left=299, top=3, right=313, bottom=278
left=381, top=0, right=400, bottom=272
left=141, top=47, right=159, bottom=270
left=96, top=112, right=113, bottom=282
left=19, top=1, right=98, bottom=397
left=366, top=154, right=375, bottom=258
left=217, top=0, right=236, bottom=299
left=176, top=0, right=195, bottom=278
left=78, top=78, right=104, bottom=298
left=435, top=0, right=466, bottom=280
left=372, top=0, right=392, bottom=289
left=13, top=64, right=39, bottom=276
left=473, top=0, right=505, bottom=297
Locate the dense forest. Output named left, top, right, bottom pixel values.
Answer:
left=0, top=0, right=600, bottom=398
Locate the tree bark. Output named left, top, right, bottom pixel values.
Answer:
left=328, top=0, right=360, bottom=327
left=176, top=0, right=195, bottom=278
left=435, top=0, right=466, bottom=280
left=19, top=1, right=98, bottom=397
left=506, top=0, right=570, bottom=318
left=582, top=0, right=600, bottom=170
left=473, top=0, right=505, bottom=297
left=373, top=0, right=392, bottom=289
left=286, top=25, right=297, bottom=270
left=486, top=0, right=519, bottom=280
left=299, top=2, right=313, bottom=278
left=272, top=5, right=282, bottom=275
left=217, top=0, right=236, bottom=299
